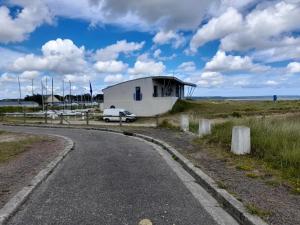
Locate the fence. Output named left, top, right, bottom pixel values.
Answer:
left=1, top=111, right=159, bottom=128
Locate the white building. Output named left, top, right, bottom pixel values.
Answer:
left=102, top=76, right=196, bottom=117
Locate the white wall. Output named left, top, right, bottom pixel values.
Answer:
left=103, top=77, right=178, bottom=116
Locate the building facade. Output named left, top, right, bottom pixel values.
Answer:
left=102, top=76, right=196, bottom=117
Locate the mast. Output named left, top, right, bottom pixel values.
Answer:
left=69, top=80, right=71, bottom=110
left=17, top=76, right=22, bottom=104
left=51, top=76, right=54, bottom=106
left=62, top=78, right=65, bottom=112
left=41, top=80, right=44, bottom=112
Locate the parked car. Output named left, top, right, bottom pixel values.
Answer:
left=103, top=108, right=136, bottom=122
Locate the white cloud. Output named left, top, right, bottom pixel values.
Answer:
left=12, top=38, right=86, bottom=74
left=204, top=51, right=269, bottom=73
left=48, top=0, right=218, bottom=31
left=153, top=30, right=185, bottom=48
left=287, top=62, right=300, bottom=73
left=63, top=73, right=91, bottom=83
left=104, top=74, right=124, bottom=83
left=221, top=1, right=300, bottom=51
left=128, top=60, right=165, bottom=76
left=0, top=47, right=25, bottom=71
left=153, top=48, right=176, bottom=61
left=252, top=37, right=300, bottom=62
left=19, top=70, right=40, bottom=80
left=153, top=49, right=161, bottom=58
left=0, top=0, right=52, bottom=43
left=94, top=60, right=128, bottom=73
left=190, top=7, right=242, bottom=51
left=94, top=40, right=144, bottom=61
left=177, top=61, right=196, bottom=72
left=194, top=71, right=224, bottom=88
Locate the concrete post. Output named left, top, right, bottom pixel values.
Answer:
left=198, top=119, right=211, bottom=137
left=231, top=126, right=251, bottom=155
left=180, top=115, right=189, bottom=132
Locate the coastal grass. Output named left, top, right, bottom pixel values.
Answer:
left=169, top=99, right=300, bottom=118
left=0, top=131, right=46, bottom=163
left=198, top=116, right=300, bottom=190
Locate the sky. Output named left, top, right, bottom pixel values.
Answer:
left=1, top=0, right=300, bottom=99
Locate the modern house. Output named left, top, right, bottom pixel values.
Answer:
left=102, top=76, right=196, bottom=116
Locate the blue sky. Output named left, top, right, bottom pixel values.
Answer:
left=0, top=0, right=300, bottom=99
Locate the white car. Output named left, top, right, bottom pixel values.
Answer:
left=103, top=108, right=136, bottom=122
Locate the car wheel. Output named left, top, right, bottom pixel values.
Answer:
left=125, top=118, right=130, bottom=123
left=104, top=118, right=110, bottom=122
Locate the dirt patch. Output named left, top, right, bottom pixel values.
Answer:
left=0, top=134, right=66, bottom=208
left=123, top=127, right=300, bottom=225
left=0, top=133, right=32, bottom=143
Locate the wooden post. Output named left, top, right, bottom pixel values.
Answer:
left=119, top=113, right=122, bottom=127
left=60, top=113, right=63, bottom=125
left=86, top=111, right=89, bottom=125
left=45, top=112, right=48, bottom=124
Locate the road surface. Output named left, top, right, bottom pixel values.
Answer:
left=0, top=125, right=238, bottom=225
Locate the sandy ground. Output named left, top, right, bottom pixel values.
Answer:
left=0, top=133, right=66, bottom=208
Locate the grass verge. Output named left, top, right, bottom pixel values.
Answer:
left=0, top=132, right=47, bottom=163
left=198, top=115, right=300, bottom=192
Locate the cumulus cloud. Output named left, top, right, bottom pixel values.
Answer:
left=194, top=71, right=224, bottom=88
left=12, top=38, right=86, bottom=74
left=177, top=61, right=196, bottom=72
left=128, top=60, right=166, bottom=76
left=153, top=30, right=185, bottom=48
left=19, top=70, right=40, bottom=80
left=220, top=1, right=300, bottom=51
left=190, top=7, right=242, bottom=51
left=287, top=62, right=300, bottom=73
left=49, top=0, right=218, bottom=31
left=94, top=60, right=128, bottom=73
left=0, top=0, right=52, bottom=43
left=94, top=40, right=144, bottom=61
left=104, top=74, right=124, bottom=83
left=204, top=51, right=269, bottom=73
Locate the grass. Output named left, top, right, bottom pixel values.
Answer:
left=0, top=132, right=46, bottom=163
left=200, top=115, right=300, bottom=190
left=245, top=203, right=271, bottom=218
left=169, top=99, right=300, bottom=118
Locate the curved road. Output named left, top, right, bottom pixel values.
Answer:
left=0, top=125, right=238, bottom=225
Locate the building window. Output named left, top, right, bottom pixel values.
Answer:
left=161, top=87, right=164, bottom=97
left=134, top=86, right=142, bottom=101
left=153, top=85, right=158, bottom=97
left=176, top=85, right=179, bottom=97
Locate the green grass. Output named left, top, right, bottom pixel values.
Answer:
left=201, top=116, right=300, bottom=188
left=0, top=132, right=46, bottom=163
left=246, top=203, right=271, bottom=218
left=169, top=99, right=300, bottom=118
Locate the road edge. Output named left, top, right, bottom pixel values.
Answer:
left=0, top=123, right=267, bottom=225
left=0, top=133, right=74, bottom=225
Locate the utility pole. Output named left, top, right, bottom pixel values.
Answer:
left=51, top=76, right=54, bottom=106
left=41, top=80, right=44, bottom=112
left=17, top=76, right=22, bottom=104
left=32, top=79, right=34, bottom=95
left=69, top=80, right=72, bottom=110
left=62, top=79, right=65, bottom=112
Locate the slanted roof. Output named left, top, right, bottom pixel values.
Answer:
left=102, top=76, right=196, bottom=91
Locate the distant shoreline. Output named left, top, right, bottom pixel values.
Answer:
left=189, top=96, right=300, bottom=101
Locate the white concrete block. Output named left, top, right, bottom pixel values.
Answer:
left=180, top=115, right=189, bottom=132
left=198, top=119, right=211, bottom=137
left=231, top=126, right=251, bottom=155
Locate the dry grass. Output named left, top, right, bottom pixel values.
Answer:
left=0, top=131, right=46, bottom=163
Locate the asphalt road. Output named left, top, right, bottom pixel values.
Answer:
left=0, top=125, right=236, bottom=225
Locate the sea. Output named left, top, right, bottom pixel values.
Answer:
left=189, top=95, right=300, bottom=101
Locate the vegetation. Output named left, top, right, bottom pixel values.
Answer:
left=0, top=132, right=46, bottom=163
left=199, top=116, right=300, bottom=189
left=169, top=99, right=300, bottom=118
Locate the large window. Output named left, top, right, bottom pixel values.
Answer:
left=134, top=86, right=142, bottom=101
left=153, top=85, right=158, bottom=97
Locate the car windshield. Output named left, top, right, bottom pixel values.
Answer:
left=124, top=111, right=131, bottom=115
